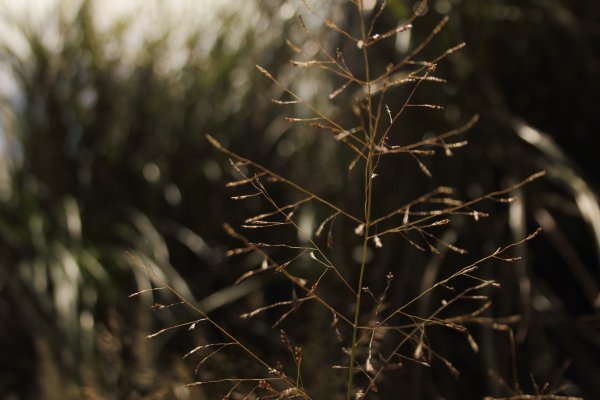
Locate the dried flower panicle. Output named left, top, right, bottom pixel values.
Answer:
left=134, top=1, right=547, bottom=398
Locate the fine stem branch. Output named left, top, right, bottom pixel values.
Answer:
left=347, top=2, right=374, bottom=398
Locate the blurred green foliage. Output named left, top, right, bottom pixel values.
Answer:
left=0, top=1, right=295, bottom=397
left=0, top=0, right=599, bottom=398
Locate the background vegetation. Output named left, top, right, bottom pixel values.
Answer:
left=0, top=0, right=598, bottom=398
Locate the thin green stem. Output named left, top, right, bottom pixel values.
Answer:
left=347, top=154, right=373, bottom=399
left=347, top=2, right=374, bottom=398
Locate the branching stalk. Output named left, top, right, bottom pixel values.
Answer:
left=347, top=2, right=375, bottom=398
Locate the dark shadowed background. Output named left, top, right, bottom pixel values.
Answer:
left=1, top=0, right=599, bottom=398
